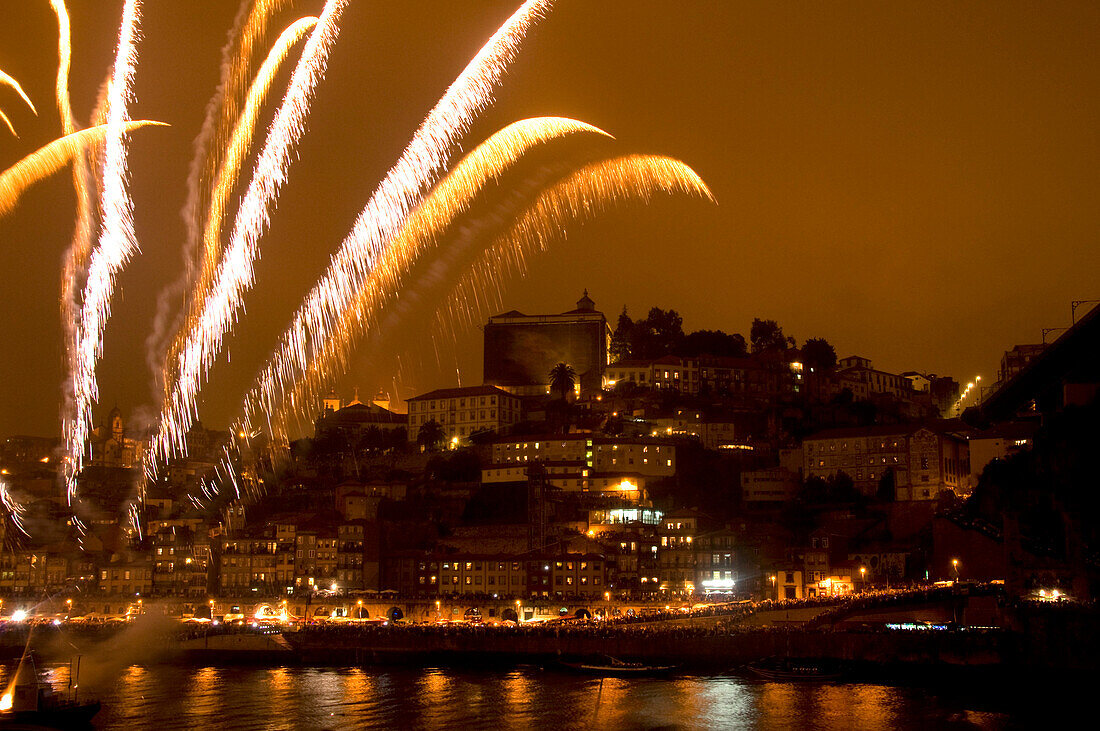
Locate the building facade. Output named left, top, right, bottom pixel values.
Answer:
left=407, top=385, right=521, bottom=443
left=483, top=292, right=611, bottom=396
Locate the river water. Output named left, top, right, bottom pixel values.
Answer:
left=2, top=661, right=1057, bottom=729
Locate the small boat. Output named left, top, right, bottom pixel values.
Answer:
left=560, top=655, right=677, bottom=677
left=0, top=651, right=101, bottom=728
left=746, top=658, right=842, bottom=682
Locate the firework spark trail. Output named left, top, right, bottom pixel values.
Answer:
left=65, top=0, right=144, bottom=505
left=436, top=154, right=714, bottom=334
left=151, top=0, right=347, bottom=470
left=0, top=481, right=29, bottom=540
left=218, top=0, right=554, bottom=463
left=244, top=118, right=610, bottom=448
left=157, top=15, right=318, bottom=405
left=196, top=16, right=319, bottom=330
left=0, top=69, right=37, bottom=117
left=0, top=110, right=15, bottom=137
left=50, top=0, right=99, bottom=456
left=49, top=0, right=76, bottom=137
left=159, top=0, right=295, bottom=393
left=0, top=122, right=165, bottom=218
left=183, top=0, right=294, bottom=257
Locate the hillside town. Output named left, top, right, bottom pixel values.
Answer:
left=1, top=292, right=1097, bottom=613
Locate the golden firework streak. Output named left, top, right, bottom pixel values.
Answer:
left=150, top=0, right=554, bottom=473
left=50, top=1, right=98, bottom=465
left=0, top=121, right=167, bottom=218
left=162, top=15, right=319, bottom=398
left=439, top=155, right=714, bottom=338
left=245, top=118, right=611, bottom=448
left=209, top=0, right=557, bottom=471
left=0, top=68, right=37, bottom=120
left=66, top=0, right=144, bottom=508
left=0, top=110, right=15, bottom=138
left=151, top=0, right=346, bottom=468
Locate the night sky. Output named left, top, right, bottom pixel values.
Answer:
left=1, top=1, right=1097, bottom=438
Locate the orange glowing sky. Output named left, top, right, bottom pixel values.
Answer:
left=1, top=1, right=1097, bottom=436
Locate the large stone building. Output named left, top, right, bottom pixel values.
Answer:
left=483, top=292, right=611, bottom=396
left=606, top=353, right=802, bottom=402
left=482, top=434, right=676, bottom=500
left=802, top=422, right=970, bottom=500
left=88, top=406, right=147, bottom=469
left=406, top=385, right=521, bottom=444
left=835, top=356, right=915, bottom=400
left=316, top=390, right=407, bottom=442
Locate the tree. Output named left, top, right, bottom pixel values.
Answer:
left=750, top=318, right=790, bottom=353
left=548, top=362, right=576, bottom=401
left=417, top=419, right=445, bottom=452
left=675, top=329, right=747, bottom=358
left=876, top=468, right=896, bottom=502
left=610, top=307, right=633, bottom=363
left=801, top=337, right=837, bottom=373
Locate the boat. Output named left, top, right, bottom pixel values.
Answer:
left=745, top=657, right=842, bottom=682
left=0, top=651, right=100, bottom=728
left=560, top=655, right=678, bottom=677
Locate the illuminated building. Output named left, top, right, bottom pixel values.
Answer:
left=482, top=292, right=611, bottom=396
left=315, top=389, right=408, bottom=441
left=489, top=435, right=676, bottom=477
left=87, top=406, right=147, bottom=469
left=802, top=422, right=969, bottom=500
left=438, top=556, right=528, bottom=596
left=406, top=385, right=521, bottom=443
left=606, top=353, right=801, bottom=402
left=693, top=529, right=742, bottom=596
left=657, top=510, right=704, bottom=596
left=97, top=555, right=153, bottom=596
left=835, top=356, right=915, bottom=400
left=526, top=553, right=609, bottom=599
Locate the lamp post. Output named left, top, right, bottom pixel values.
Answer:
left=515, top=599, right=522, bottom=624
left=952, top=558, right=960, bottom=580
left=769, top=574, right=776, bottom=601
left=860, top=566, right=867, bottom=593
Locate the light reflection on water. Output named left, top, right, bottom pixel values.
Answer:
left=0, top=663, right=1021, bottom=730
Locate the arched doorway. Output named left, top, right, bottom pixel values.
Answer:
left=573, top=608, right=592, bottom=620
left=501, top=607, right=519, bottom=623
left=387, top=607, right=404, bottom=622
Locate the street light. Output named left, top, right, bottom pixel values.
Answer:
left=860, top=566, right=867, bottom=592
left=769, top=574, right=776, bottom=600
left=952, top=558, right=960, bottom=580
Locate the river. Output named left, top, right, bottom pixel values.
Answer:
left=2, top=661, right=1054, bottom=729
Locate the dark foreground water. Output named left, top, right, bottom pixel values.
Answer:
left=0, top=662, right=1066, bottom=729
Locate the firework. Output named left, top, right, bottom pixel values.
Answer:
left=0, top=121, right=165, bottom=218
left=152, top=0, right=347, bottom=468
left=162, top=0, right=296, bottom=386
left=159, top=15, right=319, bottom=405
left=240, top=117, right=610, bottom=449
left=217, top=0, right=555, bottom=458
left=164, top=15, right=319, bottom=396
left=151, top=0, right=552, bottom=471
left=183, top=0, right=294, bottom=260
left=65, top=0, right=144, bottom=505
left=0, top=481, right=29, bottom=541
left=437, top=154, right=714, bottom=335
left=0, top=110, right=16, bottom=138
left=49, top=0, right=99, bottom=462
left=0, top=68, right=36, bottom=120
